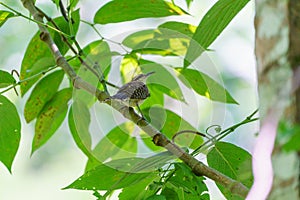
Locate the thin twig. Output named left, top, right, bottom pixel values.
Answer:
left=0, top=65, right=60, bottom=95
left=81, top=19, right=130, bottom=54
left=37, top=9, right=118, bottom=91
left=172, top=130, right=208, bottom=143
left=20, top=0, right=109, bottom=101
left=191, top=110, right=259, bottom=156
left=0, top=2, right=70, bottom=37
left=58, top=0, right=69, bottom=22
left=10, top=70, right=19, bottom=96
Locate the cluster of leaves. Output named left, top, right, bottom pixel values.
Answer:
left=0, top=0, right=253, bottom=199
left=63, top=141, right=253, bottom=200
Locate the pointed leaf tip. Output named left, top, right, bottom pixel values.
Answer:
left=0, top=95, right=21, bottom=173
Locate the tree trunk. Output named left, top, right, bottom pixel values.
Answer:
left=255, top=0, right=300, bottom=199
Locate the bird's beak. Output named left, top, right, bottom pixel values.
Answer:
left=145, top=71, right=155, bottom=77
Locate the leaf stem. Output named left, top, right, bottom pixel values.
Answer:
left=0, top=65, right=58, bottom=95
left=81, top=19, right=130, bottom=54
left=0, top=84, right=17, bottom=95
left=191, top=109, right=259, bottom=156
left=0, top=2, right=71, bottom=37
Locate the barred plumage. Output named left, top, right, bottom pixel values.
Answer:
left=111, top=72, right=154, bottom=108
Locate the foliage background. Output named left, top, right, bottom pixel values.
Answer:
left=0, top=0, right=257, bottom=199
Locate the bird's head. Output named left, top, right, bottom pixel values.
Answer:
left=132, top=71, right=155, bottom=82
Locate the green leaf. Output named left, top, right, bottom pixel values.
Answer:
left=123, top=30, right=175, bottom=56
left=102, top=153, right=174, bottom=196
left=24, top=70, right=64, bottom=123
left=119, top=174, right=157, bottom=200
left=160, top=187, right=178, bottom=200
left=207, top=142, right=253, bottom=200
left=119, top=152, right=176, bottom=200
left=52, top=0, right=79, bottom=10
left=65, top=157, right=159, bottom=190
left=176, top=68, right=238, bottom=104
left=0, top=70, right=16, bottom=88
left=0, top=95, right=21, bottom=172
left=158, top=21, right=196, bottom=38
left=77, top=40, right=112, bottom=77
left=185, top=0, right=193, bottom=8
left=20, top=34, right=55, bottom=96
left=140, top=84, right=164, bottom=110
left=184, top=0, right=250, bottom=67
left=69, top=0, right=79, bottom=10
left=165, top=163, right=209, bottom=199
left=146, top=195, right=167, bottom=200
left=51, top=9, right=80, bottom=53
left=85, top=122, right=137, bottom=171
left=120, top=54, right=141, bottom=84
left=69, top=100, right=100, bottom=163
left=142, top=107, right=203, bottom=151
left=122, top=22, right=195, bottom=56
left=71, top=153, right=173, bottom=191
left=32, top=88, right=72, bottom=154
left=20, top=9, right=80, bottom=96
left=52, top=0, right=60, bottom=8
left=94, top=0, right=187, bottom=24
left=0, top=10, right=14, bottom=28
left=71, top=40, right=113, bottom=104
left=125, top=151, right=176, bottom=173
left=140, top=59, right=185, bottom=102
left=123, top=30, right=155, bottom=50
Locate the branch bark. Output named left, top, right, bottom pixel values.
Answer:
left=20, top=0, right=249, bottom=198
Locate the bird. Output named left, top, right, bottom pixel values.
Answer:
left=110, top=71, right=155, bottom=117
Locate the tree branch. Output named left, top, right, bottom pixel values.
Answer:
left=20, top=0, right=249, bottom=198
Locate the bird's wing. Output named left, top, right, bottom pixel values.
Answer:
left=112, top=81, right=145, bottom=99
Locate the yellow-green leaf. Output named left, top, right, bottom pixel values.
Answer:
left=94, top=0, right=187, bottom=24
left=0, top=70, right=16, bottom=88
left=71, top=40, right=113, bottom=106
left=32, top=88, right=72, bottom=153
left=140, top=60, right=185, bottom=102
left=184, top=0, right=250, bottom=67
left=176, top=68, right=238, bottom=104
left=20, top=34, right=55, bottom=96
left=20, top=10, right=80, bottom=95
left=0, top=10, right=14, bottom=27
left=120, top=54, right=141, bottom=84
left=122, top=22, right=195, bottom=56
left=24, top=70, right=64, bottom=123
